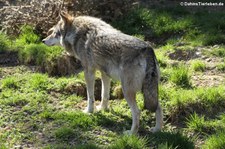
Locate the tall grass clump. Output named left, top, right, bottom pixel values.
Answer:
left=0, top=33, right=11, bottom=53
left=210, top=46, right=225, bottom=57
left=190, top=60, right=206, bottom=72
left=216, top=63, right=225, bottom=72
left=18, top=43, right=63, bottom=65
left=110, top=135, right=148, bottom=149
left=195, top=86, right=225, bottom=105
left=202, top=131, right=225, bottom=149
left=150, top=132, right=195, bottom=149
left=1, top=76, right=19, bottom=90
left=170, top=64, right=191, bottom=88
left=19, top=43, right=47, bottom=65
left=186, top=113, right=207, bottom=133
left=27, top=73, right=49, bottom=91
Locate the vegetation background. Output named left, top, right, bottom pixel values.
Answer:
left=0, top=0, right=224, bottom=148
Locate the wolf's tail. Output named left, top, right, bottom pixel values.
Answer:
left=142, top=48, right=160, bottom=112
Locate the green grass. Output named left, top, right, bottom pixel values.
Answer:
left=0, top=33, right=11, bottom=53
left=113, top=7, right=225, bottom=46
left=109, top=135, right=148, bottom=149
left=190, top=60, right=206, bottom=72
left=149, top=131, right=195, bottom=149
left=1, top=25, right=64, bottom=67
left=15, top=25, right=40, bottom=47
left=1, top=76, right=19, bottom=89
left=18, top=43, right=64, bottom=65
left=169, top=64, right=191, bottom=88
left=216, top=63, right=225, bottom=72
left=210, top=46, right=225, bottom=57
left=202, top=131, right=225, bottom=149
left=0, top=69, right=223, bottom=148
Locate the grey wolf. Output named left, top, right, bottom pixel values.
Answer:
left=43, top=12, right=163, bottom=134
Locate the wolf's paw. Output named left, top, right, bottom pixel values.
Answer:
left=96, top=105, right=108, bottom=111
left=82, top=107, right=94, bottom=113
left=150, top=127, right=161, bottom=133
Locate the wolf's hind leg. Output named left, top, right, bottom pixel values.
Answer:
left=83, top=69, right=95, bottom=113
left=150, top=103, right=163, bottom=133
left=97, top=72, right=111, bottom=111
left=122, top=87, right=140, bottom=135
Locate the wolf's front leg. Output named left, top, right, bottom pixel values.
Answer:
left=84, top=69, right=95, bottom=113
left=97, top=72, right=111, bottom=111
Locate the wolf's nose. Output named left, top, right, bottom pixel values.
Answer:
left=42, top=39, right=45, bottom=43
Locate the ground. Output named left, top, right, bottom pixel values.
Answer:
left=0, top=41, right=224, bottom=148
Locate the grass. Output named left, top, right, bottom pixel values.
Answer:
left=190, top=60, right=206, bottom=72
left=202, top=131, right=225, bottom=149
left=0, top=33, right=11, bottom=53
left=113, top=7, right=225, bottom=46
left=210, top=46, right=225, bottom=57
left=216, top=63, right=225, bottom=72
left=15, top=25, right=40, bottom=47
left=169, top=64, right=191, bottom=88
left=109, top=135, right=148, bottom=149
left=0, top=69, right=224, bottom=148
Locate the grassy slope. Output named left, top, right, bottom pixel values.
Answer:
left=0, top=5, right=225, bottom=149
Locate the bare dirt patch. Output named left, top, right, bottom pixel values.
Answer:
left=168, top=49, right=199, bottom=61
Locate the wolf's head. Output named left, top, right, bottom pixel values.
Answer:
left=42, top=12, right=74, bottom=46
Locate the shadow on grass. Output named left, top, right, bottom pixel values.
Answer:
left=147, top=131, right=195, bottom=149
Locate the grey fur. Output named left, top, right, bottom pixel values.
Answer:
left=43, top=13, right=163, bottom=134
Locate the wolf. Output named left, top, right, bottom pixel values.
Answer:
left=43, top=12, right=163, bottom=134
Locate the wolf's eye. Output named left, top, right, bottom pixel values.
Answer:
left=47, top=30, right=53, bottom=35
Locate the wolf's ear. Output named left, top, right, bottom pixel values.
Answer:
left=59, top=12, right=73, bottom=24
